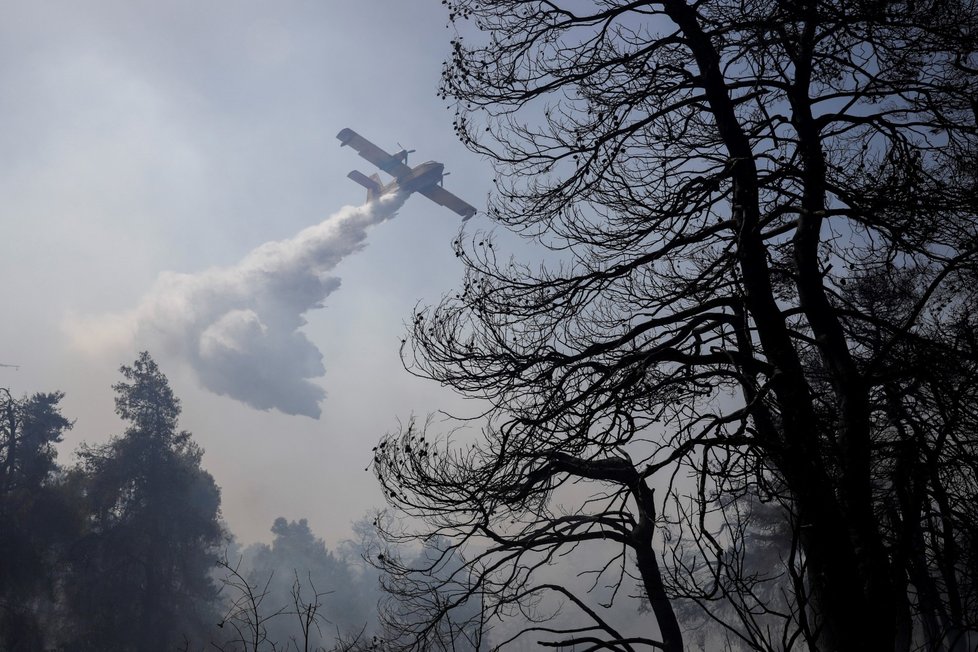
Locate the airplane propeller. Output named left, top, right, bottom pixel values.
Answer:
left=440, top=171, right=451, bottom=187
left=395, top=142, right=416, bottom=164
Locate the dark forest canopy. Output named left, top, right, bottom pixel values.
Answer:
left=0, top=388, right=74, bottom=649
left=64, top=352, right=224, bottom=650
left=0, top=356, right=388, bottom=652
left=370, top=1, right=978, bottom=651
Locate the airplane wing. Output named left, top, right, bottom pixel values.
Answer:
left=336, top=128, right=412, bottom=177
left=418, top=185, right=478, bottom=220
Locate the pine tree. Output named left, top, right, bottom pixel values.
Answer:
left=64, top=353, right=224, bottom=651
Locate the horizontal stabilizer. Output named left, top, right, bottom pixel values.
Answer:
left=347, top=170, right=382, bottom=194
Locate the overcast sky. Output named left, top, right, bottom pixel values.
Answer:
left=0, top=0, right=492, bottom=546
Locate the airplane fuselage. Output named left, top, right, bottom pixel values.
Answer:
left=394, top=161, right=444, bottom=193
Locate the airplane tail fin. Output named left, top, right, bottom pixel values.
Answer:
left=347, top=170, right=383, bottom=203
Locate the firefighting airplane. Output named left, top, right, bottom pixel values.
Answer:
left=336, top=128, right=477, bottom=220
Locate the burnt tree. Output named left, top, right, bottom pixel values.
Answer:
left=373, top=2, right=978, bottom=651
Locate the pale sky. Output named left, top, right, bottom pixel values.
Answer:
left=0, top=0, right=492, bottom=545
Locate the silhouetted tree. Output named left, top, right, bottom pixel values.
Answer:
left=0, top=389, right=75, bottom=650
left=64, top=352, right=224, bottom=651
left=372, top=1, right=978, bottom=651
left=214, top=517, right=382, bottom=652
left=371, top=532, right=486, bottom=652
left=213, top=552, right=287, bottom=652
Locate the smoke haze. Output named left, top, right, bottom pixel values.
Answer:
left=66, top=192, right=407, bottom=418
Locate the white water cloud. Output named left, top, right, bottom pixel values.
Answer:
left=65, top=192, right=407, bottom=418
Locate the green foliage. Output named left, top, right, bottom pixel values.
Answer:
left=62, top=353, right=224, bottom=651
left=0, top=389, right=76, bottom=650
left=0, top=357, right=389, bottom=651
left=113, top=351, right=181, bottom=439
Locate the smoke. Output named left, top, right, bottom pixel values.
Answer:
left=66, top=192, right=407, bottom=418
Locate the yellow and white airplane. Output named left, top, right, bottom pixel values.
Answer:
left=337, top=128, right=477, bottom=220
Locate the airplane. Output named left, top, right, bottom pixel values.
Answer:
left=336, top=128, right=477, bottom=221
